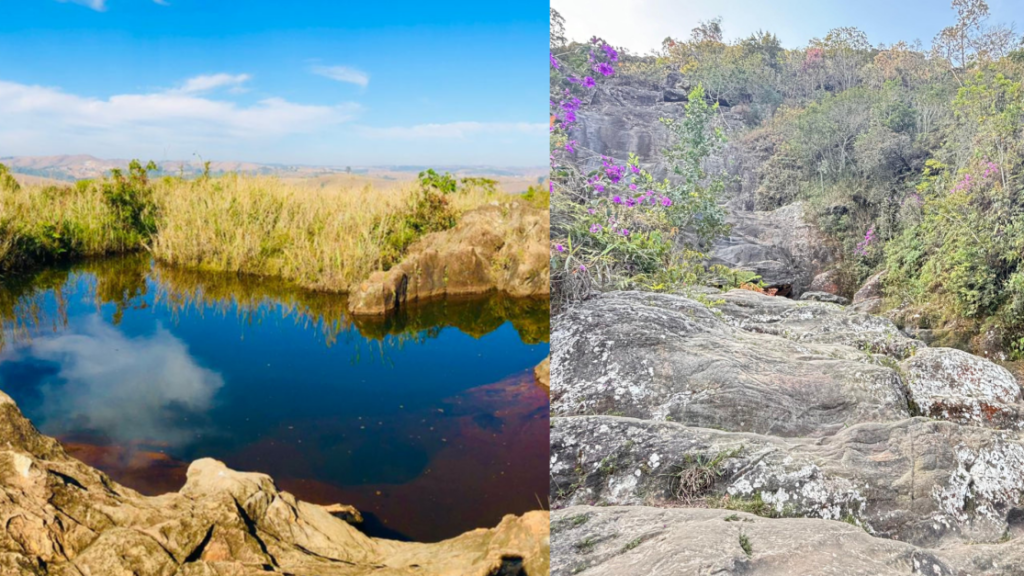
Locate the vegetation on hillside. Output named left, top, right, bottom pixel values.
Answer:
left=549, top=9, right=744, bottom=313
left=557, top=1, right=1024, bottom=355
left=0, top=165, right=503, bottom=293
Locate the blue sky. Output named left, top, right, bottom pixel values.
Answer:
left=0, top=0, right=548, bottom=166
left=557, top=0, right=1021, bottom=54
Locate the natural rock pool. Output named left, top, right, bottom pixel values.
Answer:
left=0, top=256, right=550, bottom=543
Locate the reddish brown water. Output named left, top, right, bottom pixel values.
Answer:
left=0, top=258, right=550, bottom=542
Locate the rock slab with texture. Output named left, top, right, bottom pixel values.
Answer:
left=550, top=505, right=1024, bottom=576
left=551, top=290, right=911, bottom=437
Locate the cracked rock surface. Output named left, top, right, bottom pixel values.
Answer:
left=551, top=289, right=1024, bottom=575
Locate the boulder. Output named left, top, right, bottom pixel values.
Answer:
left=0, top=389, right=549, bottom=575
left=348, top=202, right=549, bottom=316
left=798, top=291, right=849, bottom=305
left=901, top=347, right=1024, bottom=429
left=808, top=269, right=841, bottom=294
left=851, top=270, right=886, bottom=315
left=534, top=356, right=550, bottom=393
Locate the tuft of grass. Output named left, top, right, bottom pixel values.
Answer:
left=739, top=532, right=753, bottom=557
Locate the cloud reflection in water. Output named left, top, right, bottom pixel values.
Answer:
left=3, top=315, right=223, bottom=449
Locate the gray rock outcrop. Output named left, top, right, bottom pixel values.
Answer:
left=551, top=288, right=1024, bottom=573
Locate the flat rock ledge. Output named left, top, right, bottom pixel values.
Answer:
left=348, top=202, right=550, bottom=316
left=552, top=506, right=1024, bottom=576
left=0, top=390, right=549, bottom=576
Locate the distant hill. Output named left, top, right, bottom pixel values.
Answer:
left=0, top=155, right=547, bottom=183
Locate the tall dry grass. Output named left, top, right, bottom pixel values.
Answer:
left=149, top=174, right=498, bottom=292
left=0, top=166, right=503, bottom=292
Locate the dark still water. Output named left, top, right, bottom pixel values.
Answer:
left=0, top=256, right=550, bottom=542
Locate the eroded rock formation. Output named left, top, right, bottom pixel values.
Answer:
left=551, top=288, right=1024, bottom=574
left=348, top=202, right=549, bottom=316
left=0, top=390, right=549, bottom=576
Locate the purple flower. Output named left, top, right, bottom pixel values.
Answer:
left=594, top=62, right=615, bottom=77
left=661, top=196, right=672, bottom=207
left=568, top=76, right=581, bottom=84
left=630, top=164, right=640, bottom=174
left=621, top=228, right=630, bottom=237
left=605, top=164, right=624, bottom=183
left=602, top=44, right=619, bottom=62
left=549, top=181, right=554, bottom=193
left=579, top=264, right=587, bottom=271
left=562, top=110, right=577, bottom=124
left=555, top=244, right=565, bottom=252
left=550, top=53, right=560, bottom=69
left=589, top=223, right=602, bottom=233
left=565, top=140, right=576, bottom=153
left=582, top=76, right=596, bottom=88
left=590, top=36, right=601, bottom=45
left=588, top=208, right=596, bottom=215
left=628, top=183, right=638, bottom=191
left=625, top=198, right=635, bottom=207
left=612, top=195, right=623, bottom=204
left=561, top=97, right=581, bottom=112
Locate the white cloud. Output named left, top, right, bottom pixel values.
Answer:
left=57, top=0, right=171, bottom=10
left=360, top=121, right=548, bottom=140
left=57, top=0, right=107, bottom=11
left=176, top=73, right=252, bottom=94
left=311, top=65, right=370, bottom=88
left=0, top=76, right=362, bottom=156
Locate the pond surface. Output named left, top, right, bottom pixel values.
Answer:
left=0, top=256, right=550, bottom=542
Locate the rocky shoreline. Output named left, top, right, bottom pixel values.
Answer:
left=0, top=390, right=549, bottom=576
left=348, top=202, right=550, bottom=316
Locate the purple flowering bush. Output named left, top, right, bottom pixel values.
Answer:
left=549, top=13, right=734, bottom=312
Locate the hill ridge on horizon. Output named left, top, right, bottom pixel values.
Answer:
left=0, top=154, right=548, bottom=182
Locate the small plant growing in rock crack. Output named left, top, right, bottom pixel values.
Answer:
left=739, top=532, right=753, bottom=557
left=663, top=448, right=739, bottom=504
left=574, top=537, right=597, bottom=554
left=622, top=537, right=644, bottom=552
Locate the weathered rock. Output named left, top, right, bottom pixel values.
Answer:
left=854, top=270, right=886, bottom=304
left=798, top=291, right=850, bottom=305
left=551, top=505, right=1024, bottom=576
left=714, top=289, right=923, bottom=359
left=901, top=347, right=1024, bottom=429
left=0, top=389, right=549, bottom=575
left=348, top=202, right=549, bottom=315
left=708, top=203, right=833, bottom=297
left=551, top=291, right=911, bottom=437
left=534, top=356, right=550, bottom=393
left=808, top=269, right=842, bottom=294
left=551, top=415, right=1024, bottom=547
